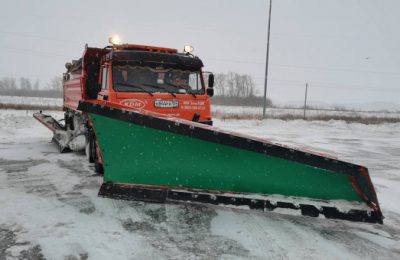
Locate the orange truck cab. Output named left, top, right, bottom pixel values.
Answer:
left=61, top=40, right=214, bottom=173
left=63, top=42, right=214, bottom=125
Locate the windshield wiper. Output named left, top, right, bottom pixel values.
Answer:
left=143, top=83, right=176, bottom=97
left=115, top=82, right=154, bottom=96
left=166, top=82, right=196, bottom=98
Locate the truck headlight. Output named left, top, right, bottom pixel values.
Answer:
left=108, top=35, right=121, bottom=46
left=184, top=45, right=194, bottom=53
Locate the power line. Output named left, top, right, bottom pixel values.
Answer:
left=1, top=44, right=398, bottom=93
left=0, top=29, right=82, bottom=45
left=271, top=32, right=399, bottom=41
left=268, top=78, right=400, bottom=91
left=1, top=46, right=66, bottom=59
left=272, top=63, right=400, bottom=76
left=206, top=57, right=400, bottom=76
left=2, top=29, right=399, bottom=76
left=218, top=74, right=400, bottom=92
left=266, top=82, right=400, bottom=92
left=206, top=57, right=264, bottom=65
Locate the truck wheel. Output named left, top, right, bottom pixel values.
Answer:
left=65, top=113, right=74, bottom=131
left=86, top=131, right=95, bottom=163
left=94, top=144, right=104, bottom=175
left=85, top=142, right=91, bottom=162
left=86, top=143, right=95, bottom=163
left=94, top=158, right=104, bottom=175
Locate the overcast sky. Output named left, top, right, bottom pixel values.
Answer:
left=1, top=0, right=399, bottom=106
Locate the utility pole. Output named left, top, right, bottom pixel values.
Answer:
left=303, top=82, right=308, bottom=119
left=262, top=0, right=273, bottom=119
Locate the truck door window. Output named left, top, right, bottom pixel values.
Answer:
left=101, top=67, right=108, bottom=90
left=188, top=73, right=201, bottom=92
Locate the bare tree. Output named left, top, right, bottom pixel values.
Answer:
left=46, top=76, right=63, bottom=92
left=33, top=80, right=40, bottom=90
left=243, top=74, right=256, bottom=97
left=214, top=73, right=227, bottom=96
left=0, top=76, right=62, bottom=97
left=0, top=77, right=17, bottom=91
left=215, top=72, right=257, bottom=98
left=211, top=72, right=270, bottom=107
left=225, top=72, right=237, bottom=97
left=19, top=77, right=32, bottom=91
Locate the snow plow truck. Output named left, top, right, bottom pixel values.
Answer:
left=34, top=37, right=383, bottom=224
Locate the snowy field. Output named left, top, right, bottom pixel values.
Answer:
left=212, top=105, right=400, bottom=120
left=0, top=96, right=62, bottom=107
left=1, top=109, right=400, bottom=259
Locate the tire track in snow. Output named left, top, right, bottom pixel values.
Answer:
left=0, top=225, right=46, bottom=260
left=240, top=213, right=288, bottom=259
left=112, top=201, right=250, bottom=259
left=55, top=159, right=100, bottom=215
left=212, top=207, right=390, bottom=259
left=287, top=216, right=400, bottom=259
left=0, top=156, right=99, bottom=216
left=1, top=158, right=59, bottom=198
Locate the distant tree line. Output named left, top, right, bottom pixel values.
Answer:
left=212, top=72, right=272, bottom=107
left=0, top=73, right=272, bottom=107
left=0, top=76, right=63, bottom=98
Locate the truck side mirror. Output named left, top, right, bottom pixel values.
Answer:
left=207, top=88, right=214, bottom=97
left=208, top=73, right=214, bottom=88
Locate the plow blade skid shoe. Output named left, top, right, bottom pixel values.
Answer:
left=78, top=101, right=383, bottom=224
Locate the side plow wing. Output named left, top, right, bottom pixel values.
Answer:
left=78, top=101, right=383, bottom=223
left=33, top=112, right=69, bottom=152
left=33, top=112, right=86, bottom=152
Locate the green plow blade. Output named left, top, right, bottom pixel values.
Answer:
left=78, top=101, right=383, bottom=223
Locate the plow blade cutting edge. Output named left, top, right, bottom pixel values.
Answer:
left=78, top=101, right=383, bottom=224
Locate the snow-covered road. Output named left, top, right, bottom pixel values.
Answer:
left=0, top=110, right=399, bottom=259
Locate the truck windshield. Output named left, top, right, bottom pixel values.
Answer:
left=112, top=65, right=204, bottom=94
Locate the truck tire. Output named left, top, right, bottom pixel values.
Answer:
left=94, top=144, right=104, bottom=175
left=94, top=157, right=104, bottom=175
left=64, top=112, right=74, bottom=131
left=86, top=131, right=95, bottom=163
